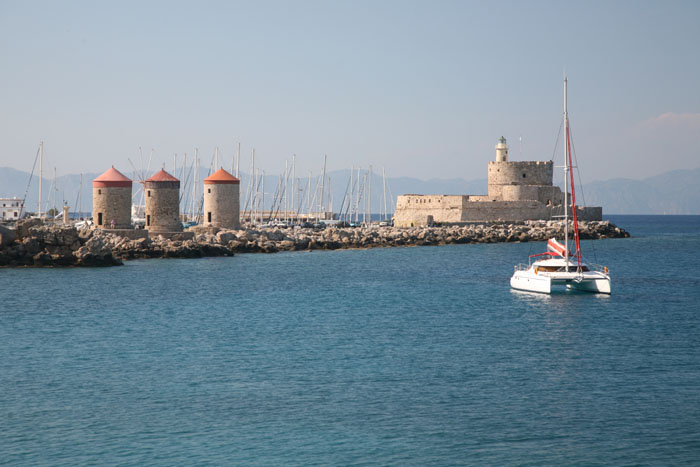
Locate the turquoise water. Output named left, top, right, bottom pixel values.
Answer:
left=2, top=216, right=699, bottom=465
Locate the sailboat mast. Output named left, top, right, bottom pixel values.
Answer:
left=53, top=167, right=57, bottom=221
left=236, top=142, right=241, bottom=179
left=320, top=154, right=326, bottom=219
left=368, top=165, right=372, bottom=225
left=382, top=166, right=388, bottom=221
left=284, top=159, right=289, bottom=223
left=292, top=154, right=296, bottom=224
left=39, top=141, right=43, bottom=218
left=563, top=76, right=569, bottom=272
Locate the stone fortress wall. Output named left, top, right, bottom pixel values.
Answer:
left=394, top=137, right=602, bottom=227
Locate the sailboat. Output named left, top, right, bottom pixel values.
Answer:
left=510, top=77, right=611, bottom=294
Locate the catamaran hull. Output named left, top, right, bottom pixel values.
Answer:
left=511, top=271, right=611, bottom=294
left=510, top=272, right=552, bottom=294
left=566, top=277, right=611, bottom=294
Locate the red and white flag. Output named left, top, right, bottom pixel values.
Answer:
left=547, top=238, right=568, bottom=257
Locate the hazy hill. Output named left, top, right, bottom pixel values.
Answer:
left=583, top=168, right=700, bottom=214
left=1, top=166, right=698, bottom=215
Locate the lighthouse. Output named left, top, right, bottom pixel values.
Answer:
left=495, top=136, right=509, bottom=162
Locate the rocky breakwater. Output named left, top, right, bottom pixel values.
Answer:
left=105, top=232, right=231, bottom=260
left=0, top=219, right=629, bottom=266
left=0, top=219, right=122, bottom=267
left=186, top=220, right=629, bottom=254
left=0, top=220, right=234, bottom=267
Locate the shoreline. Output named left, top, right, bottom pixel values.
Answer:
left=0, top=219, right=630, bottom=268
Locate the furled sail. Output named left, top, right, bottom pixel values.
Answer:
left=547, top=238, right=569, bottom=257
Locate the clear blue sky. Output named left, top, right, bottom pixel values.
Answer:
left=1, top=0, right=699, bottom=183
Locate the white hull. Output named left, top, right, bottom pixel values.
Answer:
left=511, top=269, right=610, bottom=294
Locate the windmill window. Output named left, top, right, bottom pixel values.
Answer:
left=98, top=213, right=103, bottom=225
left=208, top=188, right=211, bottom=194
left=522, top=173, right=526, bottom=178
left=207, top=212, right=212, bottom=222
left=98, top=189, right=101, bottom=195
left=146, top=215, right=150, bottom=226
left=147, top=190, right=151, bottom=197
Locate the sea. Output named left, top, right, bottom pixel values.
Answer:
left=1, top=215, right=699, bottom=466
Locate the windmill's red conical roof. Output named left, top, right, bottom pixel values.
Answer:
left=93, top=166, right=132, bottom=188
left=146, top=169, right=179, bottom=183
left=204, top=168, right=240, bottom=185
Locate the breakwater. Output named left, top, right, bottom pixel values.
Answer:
left=0, top=219, right=629, bottom=267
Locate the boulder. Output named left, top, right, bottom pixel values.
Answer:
left=0, top=225, right=17, bottom=246
left=15, top=218, right=43, bottom=239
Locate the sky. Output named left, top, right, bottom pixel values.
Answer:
left=1, top=0, right=699, bottom=184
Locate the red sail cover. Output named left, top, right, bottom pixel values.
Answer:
left=548, top=238, right=568, bottom=257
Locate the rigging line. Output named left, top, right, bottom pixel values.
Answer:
left=19, top=146, right=41, bottom=219
left=566, top=116, right=583, bottom=272
left=568, top=125, right=587, bottom=207
left=551, top=116, right=565, bottom=162
left=568, top=123, right=599, bottom=262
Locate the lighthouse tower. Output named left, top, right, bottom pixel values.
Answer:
left=144, top=169, right=181, bottom=233
left=203, top=168, right=241, bottom=229
left=495, top=136, right=509, bottom=162
left=92, top=166, right=133, bottom=229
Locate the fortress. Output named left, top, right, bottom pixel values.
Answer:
left=393, top=137, right=602, bottom=227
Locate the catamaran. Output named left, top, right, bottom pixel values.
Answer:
left=510, top=77, right=611, bottom=294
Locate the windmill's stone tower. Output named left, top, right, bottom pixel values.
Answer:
left=92, top=167, right=133, bottom=229
left=145, top=169, right=181, bottom=233
left=203, top=168, right=241, bottom=229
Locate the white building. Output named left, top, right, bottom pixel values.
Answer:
left=0, top=198, right=24, bottom=220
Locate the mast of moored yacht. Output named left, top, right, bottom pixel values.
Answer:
left=236, top=142, right=241, bottom=179
left=320, top=154, right=327, bottom=219
left=38, top=141, right=43, bottom=218
left=292, top=154, right=296, bottom=224
left=382, top=166, right=388, bottom=222
left=563, top=76, right=569, bottom=273
left=79, top=173, right=83, bottom=217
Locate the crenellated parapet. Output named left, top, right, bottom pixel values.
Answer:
left=393, top=136, right=602, bottom=226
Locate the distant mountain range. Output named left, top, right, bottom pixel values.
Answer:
left=582, top=168, right=700, bottom=215
left=1, top=166, right=698, bottom=215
